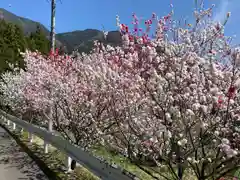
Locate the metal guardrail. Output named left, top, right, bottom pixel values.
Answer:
left=0, top=110, right=138, bottom=180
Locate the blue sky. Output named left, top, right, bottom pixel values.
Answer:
left=0, top=0, right=240, bottom=43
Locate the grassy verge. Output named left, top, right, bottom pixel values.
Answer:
left=91, top=145, right=159, bottom=179
left=91, top=146, right=200, bottom=180
left=10, top=128, right=240, bottom=180
left=16, top=130, right=99, bottom=180
left=21, top=130, right=157, bottom=179
left=8, top=129, right=199, bottom=180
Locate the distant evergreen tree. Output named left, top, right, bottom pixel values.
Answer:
left=27, top=25, right=50, bottom=55
left=0, top=20, right=26, bottom=73
left=0, top=21, right=54, bottom=75
left=25, top=36, right=36, bottom=51
left=12, top=24, right=27, bottom=68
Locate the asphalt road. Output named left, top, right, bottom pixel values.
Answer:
left=0, top=126, right=48, bottom=180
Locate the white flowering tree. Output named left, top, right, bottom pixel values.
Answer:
left=1, top=1, right=240, bottom=180
left=0, top=50, right=114, bottom=148
left=91, top=3, right=240, bottom=180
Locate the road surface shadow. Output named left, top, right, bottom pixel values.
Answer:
left=27, top=143, right=87, bottom=180
left=0, top=124, right=61, bottom=180
left=0, top=124, right=95, bottom=180
left=0, top=137, right=47, bottom=179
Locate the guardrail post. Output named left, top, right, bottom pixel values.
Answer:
left=7, top=119, right=10, bottom=126
left=66, top=156, right=72, bottom=172
left=1, top=116, right=6, bottom=123
left=13, top=123, right=16, bottom=130
left=19, top=115, right=23, bottom=134
left=44, top=141, right=49, bottom=153
left=28, top=132, right=33, bottom=143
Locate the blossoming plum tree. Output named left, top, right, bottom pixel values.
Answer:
left=0, top=51, right=111, bottom=148
left=91, top=3, right=240, bottom=180
left=1, top=1, right=240, bottom=180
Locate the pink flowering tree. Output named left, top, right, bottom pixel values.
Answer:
left=0, top=50, right=110, bottom=148
left=1, top=1, right=240, bottom=180
left=91, top=3, right=240, bottom=180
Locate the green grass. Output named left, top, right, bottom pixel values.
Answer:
left=234, top=169, right=240, bottom=179
left=91, top=146, right=199, bottom=180
left=15, top=129, right=240, bottom=180
left=21, top=130, right=156, bottom=179
left=91, top=145, right=156, bottom=179
left=17, top=130, right=189, bottom=180
left=18, top=129, right=99, bottom=180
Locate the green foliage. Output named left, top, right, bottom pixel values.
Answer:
left=0, top=19, right=26, bottom=73
left=27, top=25, right=51, bottom=55
left=56, top=29, right=121, bottom=54
left=0, top=20, right=51, bottom=75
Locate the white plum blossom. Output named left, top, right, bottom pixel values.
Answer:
left=1, top=2, right=240, bottom=180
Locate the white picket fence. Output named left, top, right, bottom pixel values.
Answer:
left=0, top=109, right=138, bottom=180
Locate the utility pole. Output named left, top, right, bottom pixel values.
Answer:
left=44, top=0, right=55, bottom=154
left=50, top=0, right=56, bottom=53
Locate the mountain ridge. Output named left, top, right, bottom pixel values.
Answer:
left=0, top=8, right=122, bottom=53
left=0, top=8, right=49, bottom=35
